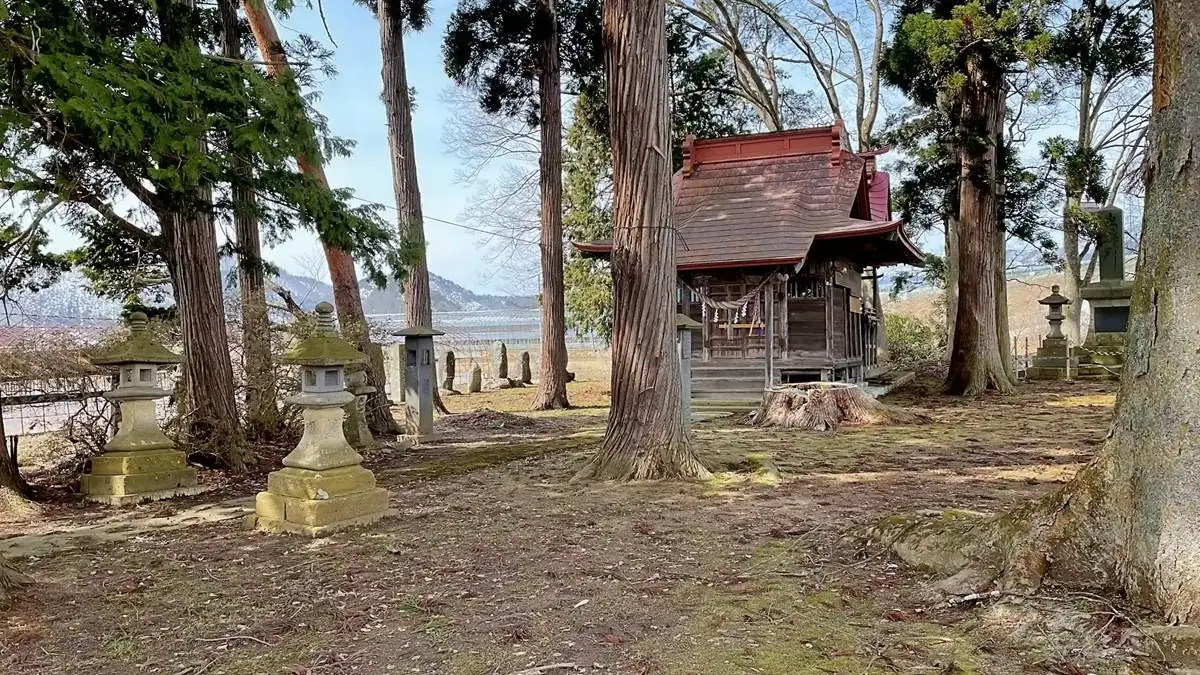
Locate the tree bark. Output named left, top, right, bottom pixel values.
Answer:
left=575, top=0, right=710, bottom=480
left=1062, top=71, right=1093, bottom=344
left=378, top=0, right=449, bottom=418
left=221, top=0, right=281, bottom=440
left=945, top=58, right=1014, bottom=396
left=0, top=404, right=30, bottom=498
left=944, top=214, right=959, bottom=345
left=164, top=205, right=249, bottom=469
left=877, top=1, right=1200, bottom=624
left=241, top=0, right=400, bottom=435
left=532, top=0, right=571, bottom=411
left=160, top=0, right=247, bottom=469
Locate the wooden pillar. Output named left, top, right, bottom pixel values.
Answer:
left=781, top=274, right=790, bottom=360
left=676, top=314, right=701, bottom=428
left=764, top=281, right=774, bottom=388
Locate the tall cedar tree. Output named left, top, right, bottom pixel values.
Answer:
left=879, top=0, right=1200, bottom=624
left=885, top=0, right=1052, bottom=395
left=444, top=0, right=573, bottom=409
left=220, top=0, right=282, bottom=440
left=240, top=0, right=402, bottom=436
left=377, top=0, right=453, bottom=417
left=0, top=0, right=408, bottom=465
left=1044, top=0, right=1151, bottom=342
left=559, top=16, right=762, bottom=344
left=575, top=0, right=710, bottom=480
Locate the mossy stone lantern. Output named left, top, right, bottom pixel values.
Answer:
left=81, top=312, right=201, bottom=505
left=246, top=302, right=390, bottom=537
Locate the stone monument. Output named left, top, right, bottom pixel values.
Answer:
left=491, top=341, right=508, bottom=379
left=468, top=364, right=482, bottom=393
left=393, top=325, right=444, bottom=442
left=1076, top=205, right=1133, bottom=380
left=343, top=364, right=379, bottom=451
left=442, top=350, right=457, bottom=391
left=676, top=314, right=702, bottom=426
left=519, top=351, right=532, bottom=385
left=248, top=303, right=390, bottom=536
left=81, top=312, right=201, bottom=505
left=1027, top=286, right=1075, bottom=380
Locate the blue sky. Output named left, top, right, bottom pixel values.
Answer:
left=272, top=1, right=509, bottom=292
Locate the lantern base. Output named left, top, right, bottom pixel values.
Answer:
left=81, top=449, right=201, bottom=505
left=247, top=465, right=391, bottom=537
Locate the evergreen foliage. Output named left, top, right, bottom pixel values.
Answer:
left=0, top=0, right=410, bottom=305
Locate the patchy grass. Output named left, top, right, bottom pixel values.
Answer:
left=2, top=375, right=1159, bottom=674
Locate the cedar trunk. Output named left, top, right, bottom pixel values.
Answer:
left=378, top=0, right=449, bottom=417
left=160, top=0, right=246, bottom=468
left=165, top=205, right=248, bottom=469
left=880, top=1, right=1200, bottom=624
left=944, top=214, right=959, bottom=345
left=532, top=0, right=571, bottom=411
left=241, top=0, right=399, bottom=435
left=221, top=0, right=280, bottom=439
left=575, top=0, right=709, bottom=480
left=945, top=58, right=1014, bottom=395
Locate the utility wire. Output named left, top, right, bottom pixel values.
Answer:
left=347, top=195, right=540, bottom=247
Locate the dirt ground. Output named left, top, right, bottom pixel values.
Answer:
left=0, top=364, right=1169, bottom=674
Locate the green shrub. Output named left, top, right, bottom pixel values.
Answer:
left=885, top=313, right=947, bottom=366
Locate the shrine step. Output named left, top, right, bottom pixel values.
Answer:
left=691, top=389, right=766, bottom=401
left=691, top=377, right=769, bottom=392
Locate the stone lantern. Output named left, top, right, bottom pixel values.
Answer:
left=676, top=314, right=702, bottom=427
left=82, top=312, right=200, bottom=505
left=1039, top=285, right=1071, bottom=339
left=391, top=326, right=444, bottom=442
left=1028, top=286, right=1075, bottom=380
left=247, top=302, right=390, bottom=536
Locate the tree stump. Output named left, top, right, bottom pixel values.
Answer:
left=749, top=382, right=930, bottom=431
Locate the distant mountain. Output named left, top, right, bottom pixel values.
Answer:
left=9, top=265, right=535, bottom=326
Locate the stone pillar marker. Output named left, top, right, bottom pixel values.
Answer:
left=248, top=302, right=390, bottom=537
left=82, top=312, right=201, bottom=505
left=491, top=340, right=508, bottom=379
left=392, top=325, right=445, bottom=441
left=1028, top=285, right=1075, bottom=380
left=519, top=351, right=532, bottom=384
left=676, top=314, right=702, bottom=427
left=442, top=350, right=456, bottom=391
left=468, top=364, right=482, bottom=393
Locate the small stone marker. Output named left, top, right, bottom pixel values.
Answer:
left=442, top=350, right=456, bottom=391
left=491, top=340, right=508, bottom=379
left=248, top=303, right=390, bottom=537
left=468, top=364, right=482, bottom=393
left=343, top=364, right=379, bottom=451
left=519, top=351, right=532, bottom=384
left=81, top=312, right=201, bottom=505
left=393, top=325, right=444, bottom=442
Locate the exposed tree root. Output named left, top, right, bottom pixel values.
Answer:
left=0, top=556, right=31, bottom=608
left=864, top=454, right=1118, bottom=597
left=749, top=383, right=931, bottom=431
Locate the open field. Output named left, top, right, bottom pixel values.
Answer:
left=2, top=362, right=1164, bottom=674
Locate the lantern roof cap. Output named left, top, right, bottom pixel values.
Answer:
left=392, top=325, right=444, bottom=337
left=282, top=302, right=364, bottom=366
left=1038, top=285, right=1072, bottom=306
left=89, top=312, right=181, bottom=366
left=675, top=313, right=702, bottom=329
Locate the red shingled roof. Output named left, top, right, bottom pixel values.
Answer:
left=573, top=123, right=921, bottom=270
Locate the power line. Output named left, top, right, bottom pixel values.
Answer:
left=346, top=195, right=540, bottom=247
